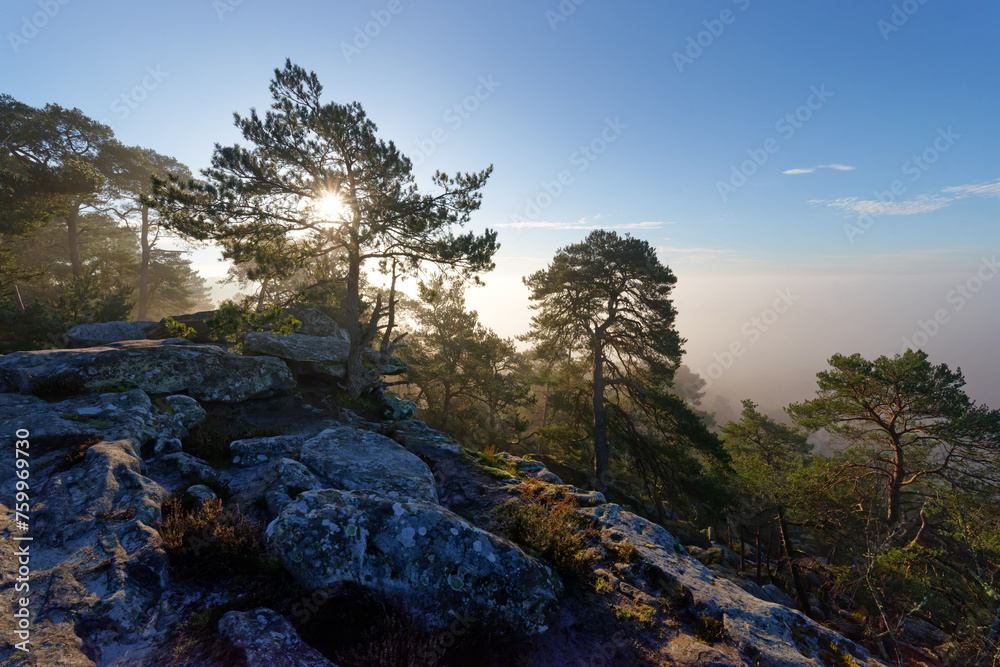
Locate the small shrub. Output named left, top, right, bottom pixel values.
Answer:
left=157, top=495, right=268, bottom=580
left=164, top=316, right=198, bottom=339
left=52, top=435, right=101, bottom=473
left=333, top=611, right=443, bottom=667
left=491, top=479, right=599, bottom=581
left=462, top=446, right=517, bottom=475
left=206, top=300, right=301, bottom=348
left=613, top=601, right=657, bottom=630
left=610, top=541, right=638, bottom=564
left=96, top=506, right=137, bottom=522
left=594, top=577, right=613, bottom=595
left=693, top=612, right=725, bottom=644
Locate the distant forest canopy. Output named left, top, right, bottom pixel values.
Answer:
left=0, top=93, right=211, bottom=350
left=4, top=62, right=1000, bottom=662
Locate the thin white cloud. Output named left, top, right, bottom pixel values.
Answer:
left=811, top=195, right=952, bottom=216
left=812, top=176, right=1000, bottom=217
left=498, top=219, right=674, bottom=230
left=942, top=178, right=1000, bottom=199
left=783, top=163, right=856, bottom=175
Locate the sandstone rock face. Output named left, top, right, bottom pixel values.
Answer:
left=242, top=331, right=408, bottom=384
left=269, top=489, right=563, bottom=635
left=300, top=424, right=438, bottom=504
left=391, top=419, right=461, bottom=455
left=62, top=321, right=159, bottom=348
left=218, top=608, right=337, bottom=667
left=0, top=390, right=188, bottom=667
left=580, top=503, right=884, bottom=667
left=243, top=332, right=351, bottom=364
left=230, top=435, right=306, bottom=468
left=163, top=394, right=207, bottom=430
left=0, top=340, right=294, bottom=402
left=381, top=392, right=416, bottom=420
left=283, top=307, right=349, bottom=340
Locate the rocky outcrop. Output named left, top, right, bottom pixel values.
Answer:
left=218, top=608, right=337, bottom=667
left=62, top=321, right=159, bottom=348
left=243, top=332, right=350, bottom=378
left=581, top=503, right=883, bottom=666
left=282, top=307, right=348, bottom=339
left=268, top=489, right=563, bottom=635
left=0, top=390, right=191, bottom=666
left=0, top=340, right=294, bottom=402
left=0, top=335, right=895, bottom=666
left=300, top=424, right=438, bottom=504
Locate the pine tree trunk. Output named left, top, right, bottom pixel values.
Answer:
left=379, top=259, right=397, bottom=358
left=66, top=203, right=83, bottom=278
left=888, top=434, right=905, bottom=525
left=739, top=526, right=745, bottom=573
left=755, top=526, right=762, bottom=582
left=592, top=337, right=609, bottom=493
left=778, top=508, right=812, bottom=616
left=345, top=247, right=366, bottom=398
left=136, top=201, right=151, bottom=320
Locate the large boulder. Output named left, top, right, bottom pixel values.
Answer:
left=300, top=424, right=438, bottom=504
left=283, top=307, right=349, bottom=340
left=243, top=332, right=351, bottom=381
left=0, top=339, right=294, bottom=402
left=269, top=489, right=563, bottom=635
left=62, top=321, right=159, bottom=348
left=218, top=608, right=337, bottom=666
left=230, top=435, right=307, bottom=468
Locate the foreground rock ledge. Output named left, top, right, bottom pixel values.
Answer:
left=268, top=488, right=564, bottom=635
left=0, top=340, right=294, bottom=402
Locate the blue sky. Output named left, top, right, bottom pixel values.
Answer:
left=3, top=0, right=998, bottom=410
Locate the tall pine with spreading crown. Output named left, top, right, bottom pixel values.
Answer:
left=147, top=60, right=498, bottom=396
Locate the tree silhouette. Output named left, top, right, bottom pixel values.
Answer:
left=148, top=60, right=498, bottom=396
left=524, top=230, right=683, bottom=491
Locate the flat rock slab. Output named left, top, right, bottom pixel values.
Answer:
left=243, top=332, right=350, bottom=363
left=269, top=489, right=563, bottom=635
left=0, top=340, right=294, bottom=402
left=62, top=321, right=158, bottom=348
left=218, top=608, right=337, bottom=667
left=300, top=424, right=438, bottom=504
